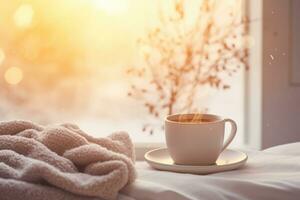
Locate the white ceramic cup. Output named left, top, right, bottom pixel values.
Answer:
left=165, top=113, right=237, bottom=165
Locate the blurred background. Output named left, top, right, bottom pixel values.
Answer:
left=0, top=0, right=248, bottom=145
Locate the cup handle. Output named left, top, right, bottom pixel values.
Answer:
left=221, top=119, right=237, bottom=151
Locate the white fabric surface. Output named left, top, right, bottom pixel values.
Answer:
left=121, top=143, right=300, bottom=200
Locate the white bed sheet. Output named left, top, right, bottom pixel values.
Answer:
left=120, top=143, right=300, bottom=200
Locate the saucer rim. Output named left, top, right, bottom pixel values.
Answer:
left=144, top=147, right=248, bottom=169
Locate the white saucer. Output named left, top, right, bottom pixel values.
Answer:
left=145, top=148, right=247, bottom=175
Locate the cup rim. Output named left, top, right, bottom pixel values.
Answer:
left=165, top=113, right=224, bottom=125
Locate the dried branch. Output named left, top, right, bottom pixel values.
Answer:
left=127, top=0, right=250, bottom=134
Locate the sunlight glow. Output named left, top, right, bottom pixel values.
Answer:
left=0, top=0, right=246, bottom=143
left=4, top=67, right=23, bottom=85
left=91, top=0, right=129, bottom=15
left=14, top=4, right=34, bottom=28
left=0, top=49, right=5, bottom=65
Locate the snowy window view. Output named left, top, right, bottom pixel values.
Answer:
left=0, top=0, right=249, bottom=145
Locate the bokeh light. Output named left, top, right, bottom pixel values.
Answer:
left=4, top=67, right=23, bottom=85
left=13, top=4, right=34, bottom=28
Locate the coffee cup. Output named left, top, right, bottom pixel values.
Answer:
left=165, top=113, right=237, bottom=165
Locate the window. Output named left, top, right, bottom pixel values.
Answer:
left=0, top=0, right=250, bottom=148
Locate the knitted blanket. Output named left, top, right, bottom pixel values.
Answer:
left=0, top=120, right=136, bottom=200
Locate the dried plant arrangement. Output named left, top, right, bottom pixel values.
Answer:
left=127, top=0, right=250, bottom=134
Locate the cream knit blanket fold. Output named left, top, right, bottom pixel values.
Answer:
left=0, top=120, right=136, bottom=200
